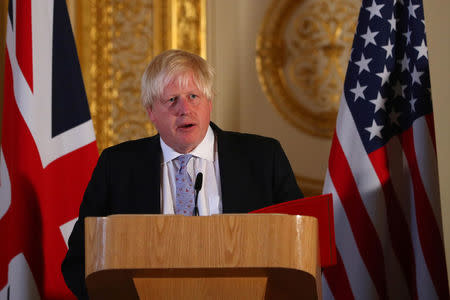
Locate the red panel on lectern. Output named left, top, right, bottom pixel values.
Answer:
left=251, top=194, right=336, bottom=268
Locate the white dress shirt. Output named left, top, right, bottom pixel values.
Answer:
left=159, top=126, right=222, bottom=215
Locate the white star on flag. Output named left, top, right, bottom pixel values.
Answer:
left=376, top=66, right=391, bottom=86
left=361, top=27, right=379, bottom=47
left=393, top=80, right=407, bottom=98
left=398, top=53, right=410, bottom=71
left=369, top=92, right=387, bottom=112
left=383, top=39, right=394, bottom=58
left=411, top=66, right=424, bottom=85
left=389, top=108, right=402, bottom=126
left=350, top=81, right=367, bottom=101
left=355, top=53, right=372, bottom=74
left=410, top=96, right=418, bottom=112
left=403, top=29, right=412, bottom=44
left=366, top=0, right=384, bottom=20
left=408, top=2, right=420, bottom=19
left=414, top=40, right=428, bottom=59
left=388, top=14, right=397, bottom=32
left=365, top=119, right=383, bottom=140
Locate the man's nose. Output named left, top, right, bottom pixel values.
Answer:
left=176, top=96, right=191, bottom=115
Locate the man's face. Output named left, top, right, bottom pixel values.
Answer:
left=147, top=73, right=212, bottom=153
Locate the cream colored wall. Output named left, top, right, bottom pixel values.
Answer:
left=207, top=0, right=449, bottom=286
left=424, top=1, right=450, bottom=286
left=207, top=0, right=331, bottom=194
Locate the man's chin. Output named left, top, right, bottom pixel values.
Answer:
left=173, top=137, right=201, bottom=153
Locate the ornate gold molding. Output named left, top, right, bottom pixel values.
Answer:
left=70, top=0, right=206, bottom=153
left=170, top=0, right=207, bottom=58
left=256, top=0, right=359, bottom=138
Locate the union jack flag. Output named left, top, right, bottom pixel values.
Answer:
left=0, top=0, right=98, bottom=298
left=322, top=0, right=449, bottom=299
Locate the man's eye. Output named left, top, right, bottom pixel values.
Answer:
left=168, top=97, right=176, bottom=103
left=189, top=94, right=198, bottom=100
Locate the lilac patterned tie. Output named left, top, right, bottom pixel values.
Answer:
left=174, top=154, right=195, bottom=216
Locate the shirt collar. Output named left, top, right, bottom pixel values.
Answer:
left=160, top=126, right=215, bottom=163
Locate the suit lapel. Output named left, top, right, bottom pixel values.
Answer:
left=212, top=123, right=245, bottom=212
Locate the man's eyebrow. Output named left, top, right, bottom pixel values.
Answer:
left=162, top=93, right=178, bottom=99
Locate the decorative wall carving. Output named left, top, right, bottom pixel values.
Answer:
left=70, top=0, right=205, bottom=153
left=256, top=0, right=359, bottom=195
left=173, top=0, right=206, bottom=57
left=256, top=0, right=359, bottom=138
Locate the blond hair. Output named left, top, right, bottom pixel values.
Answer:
left=141, top=49, right=215, bottom=108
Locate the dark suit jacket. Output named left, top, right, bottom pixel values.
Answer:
left=61, top=123, right=303, bottom=299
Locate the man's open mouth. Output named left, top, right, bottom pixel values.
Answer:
left=179, top=123, right=195, bottom=129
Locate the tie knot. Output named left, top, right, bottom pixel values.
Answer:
left=176, top=154, right=192, bottom=169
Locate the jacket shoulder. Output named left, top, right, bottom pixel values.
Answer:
left=211, top=122, right=278, bottom=146
left=101, top=135, right=160, bottom=156
left=219, top=129, right=280, bottom=148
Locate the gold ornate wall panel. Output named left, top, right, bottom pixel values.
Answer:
left=69, top=0, right=206, bottom=153
left=171, top=0, right=207, bottom=58
left=256, top=0, right=359, bottom=138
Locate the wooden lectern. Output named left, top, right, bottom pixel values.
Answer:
left=85, top=214, right=321, bottom=299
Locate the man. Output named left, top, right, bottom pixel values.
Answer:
left=61, top=49, right=303, bottom=298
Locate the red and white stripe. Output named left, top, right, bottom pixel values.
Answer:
left=0, top=0, right=98, bottom=298
left=6, top=0, right=95, bottom=168
left=322, top=95, right=447, bottom=299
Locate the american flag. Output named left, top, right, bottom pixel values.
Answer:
left=322, top=0, right=449, bottom=299
left=0, top=0, right=98, bottom=298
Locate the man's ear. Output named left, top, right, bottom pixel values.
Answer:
left=147, top=106, right=155, bottom=123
